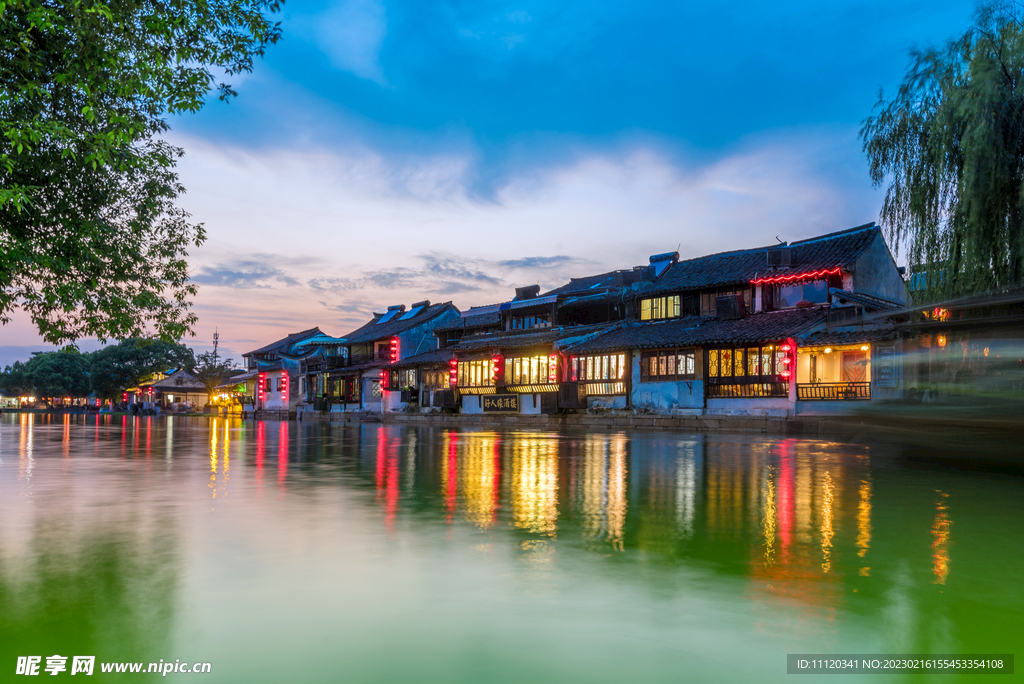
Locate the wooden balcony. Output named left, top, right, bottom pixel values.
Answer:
left=797, top=382, right=871, bottom=401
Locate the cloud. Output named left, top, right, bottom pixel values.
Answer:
left=420, top=253, right=502, bottom=286
left=192, top=255, right=309, bottom=288
left=498, top=255, right=584, bottom=270
left=428, top=281, right=484, bottom=295
left=308, top=277, right=362, bottom=292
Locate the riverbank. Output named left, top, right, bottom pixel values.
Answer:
left=297, top=409, right=858, bottom=437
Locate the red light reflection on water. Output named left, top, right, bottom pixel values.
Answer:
left=278, top=422, right=289, bottom=489
left=444, top=431, right=458, bottom=523
left=255, top=421, right=266, bottom=493
left=374, top=427, right=400, bottom=529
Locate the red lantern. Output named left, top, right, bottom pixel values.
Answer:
left=491, top=355, right=503, bottom=385
left=389, top=337, right=399, bottom=363
left=379, top=369, right=389, bottom=390
left=449, top=358, right=458, bottom=386
left=258, top=372, right=266, bottom=407
left=548, top=353, right=559, bottom=383
left=778, top=340, right=796, bottom=381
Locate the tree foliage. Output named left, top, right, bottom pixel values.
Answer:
left=1, top=0, right=283, bottom=343
left=22, top=348, right=91, bottom=396
left=0, top=359, right=32, bottom=395
left=88, top=338, right=195, bottom=399
left=861, top=1, right=1024, bottom=299
left=191, top=350, right=236, bottom=403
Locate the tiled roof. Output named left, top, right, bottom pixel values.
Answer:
left=542, top=271, right=620, bottom=297
left=244, top=327, right=323, bottom=357
left=801, top=329, right=900, bottom=346
left=143, top=369, right=206, bottom=391
left=565, top=308, right=828, bottom=353
left=646, top=224, right=879, bottom=295
left=341, top=302, right=456, bottom=345
left=827, top=288, right=902, bottom=311
left=453, top=323, right=615, bottom=353
left=386, top=348, right=455, bottom=369
left=433, top=311, right=501, bottom=332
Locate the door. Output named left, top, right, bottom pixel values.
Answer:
left=842, top=352, right=866, bottom=382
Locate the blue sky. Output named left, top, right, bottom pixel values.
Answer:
left=1, top=0, right=978, bottom=366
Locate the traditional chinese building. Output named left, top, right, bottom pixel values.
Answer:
left=242, top=327, right=331, bottom=416
left=304, top=301, right=459, bottom=414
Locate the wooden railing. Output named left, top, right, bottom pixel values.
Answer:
left=707, top=383, right=788, bottom=398
left=797, top=382, right=871, bottom=401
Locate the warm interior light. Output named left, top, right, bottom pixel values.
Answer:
left=860, top=345, right=869, bottom=351
left=984, top=347, right=990, bottom=357
left=937, top=335, right=947, bottom=347
left=824, top=347, right=833, bottom=354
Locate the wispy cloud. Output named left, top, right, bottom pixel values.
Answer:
left=498, top=255, right=583, bottom=270
left=192, top=260, right=300, bottom=288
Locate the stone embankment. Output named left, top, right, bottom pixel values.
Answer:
left=296, top=410, right=857, bottom=436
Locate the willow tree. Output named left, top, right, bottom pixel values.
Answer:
left=861, top=1, right=1024, bottom=300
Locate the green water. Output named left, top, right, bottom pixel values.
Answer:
left=0, top=414, right=1020, bottom=682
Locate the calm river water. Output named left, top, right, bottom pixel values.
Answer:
left=1, top=414, right=1021, bottom=682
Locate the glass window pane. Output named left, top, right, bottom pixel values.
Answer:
left=658, top=354, right=666, bottom=376
left=803, top=280, right=828, bottom=304
left=734, top=349, right=745, bottom=377
left=667, top=352, right=676, bottom=376
left=708, top=350, right=719, bottom=377
left=641, top=299, right=651, bottom=321
left=618, top=354, right=626, bottom=379
left=610, top=354, right=617, bottom=380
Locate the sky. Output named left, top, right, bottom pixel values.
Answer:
left=1, top=0, right=979, bottom=367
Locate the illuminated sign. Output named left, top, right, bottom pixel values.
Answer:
left=483, top=395, right=519, bottom=412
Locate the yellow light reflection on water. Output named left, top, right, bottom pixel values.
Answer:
left=511, top=436, right=558, bottom=536
left=856, top=479, right=872, bottom=575
left=577, top=435, right=628, bottom=550
left=762, top=466, right=777, bottom=565
left=460, top=432, right=501, bottom=529
left=820, top=472, right=834, bottom=573
left=210, top=418, right=219, bottom=500
left=932, top=491, right=952, bottom=585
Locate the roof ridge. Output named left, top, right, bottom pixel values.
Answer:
left=789, top=223, right=876, bottom=247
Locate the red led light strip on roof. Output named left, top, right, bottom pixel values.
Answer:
left=750, top=267, right=841, bottom=285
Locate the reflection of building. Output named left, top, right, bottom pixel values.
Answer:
left=510, top=436, right=559, bottom=535
left=459, top=432, right=502, bottom=529
left=575, top=434, right=628, bottom=549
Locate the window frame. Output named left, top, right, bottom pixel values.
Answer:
left=638, top=348, right=696, bottom=382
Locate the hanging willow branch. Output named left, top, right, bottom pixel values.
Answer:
left=861, top=0, right=1024, bottom=300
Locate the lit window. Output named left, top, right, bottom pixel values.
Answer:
left=640, top=349, right=695, bottom=382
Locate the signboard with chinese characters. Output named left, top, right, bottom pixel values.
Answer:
left=482, top=394, right=519, bottom=412
left=875, top=345, right=897, bottom=388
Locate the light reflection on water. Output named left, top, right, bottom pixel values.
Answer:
left=0, top=414, right=1022, bottom=683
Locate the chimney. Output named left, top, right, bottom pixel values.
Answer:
left=515, top=285, right=540, bottom=300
